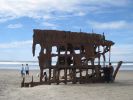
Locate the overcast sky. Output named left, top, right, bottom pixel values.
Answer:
left=0, top=0, right=133, bottom=62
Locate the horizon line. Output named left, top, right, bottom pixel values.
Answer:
left=0, top=60, right=133, bottom=63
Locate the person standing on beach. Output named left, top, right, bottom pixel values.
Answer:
left=21, top=64, right=25, bottom=77
left=103, top=66, right=110, bottom=83
left=43, top=72, right=47, bottom=82
left=103, top=63, right=114, bottom=83
left=25, top=64, right=29, bottom=75
left=109, top=63, right=114, bottom=82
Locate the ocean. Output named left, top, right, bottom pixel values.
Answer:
left=0, top=61, right=39, bottom=70
left=0, top=61, right=133, bottom=70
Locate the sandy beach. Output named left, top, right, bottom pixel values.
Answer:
left=0, top=69, right=133, bottom=100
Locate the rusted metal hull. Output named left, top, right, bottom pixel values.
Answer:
left=31, top=29, right=115, bottom=85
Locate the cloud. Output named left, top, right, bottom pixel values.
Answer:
left=112, top=44, right=133, bottom=55
left=111, top=44, right=133, bottom=61
left=88, top=20, right=132, bottom=30
left=42, top=22, right=58, bottom=29
left=0, top=40, right=34, bottom=60
left=0, top=0, right=130, bottom=22
left=0, top=0, right=81, bottom=21
left=75, top=11, right=86, bottom=16
left=86, top=0, right=130, bottom=7
left=0, top=16, right=17, bottom=23
left=7, top=23, right=23, bottom=29
left=0, top=40, right=42, bottom=61
left=0, top=40, right=32, bottom=49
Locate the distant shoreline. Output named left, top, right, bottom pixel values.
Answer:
left=0, top=69, right=133, bottom=71
left=0, top=61, right=133, bottom=70
left=0, top=60, right=133, bottom=63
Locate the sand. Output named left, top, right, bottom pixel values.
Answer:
left=0, top=69, right=133, bottom=100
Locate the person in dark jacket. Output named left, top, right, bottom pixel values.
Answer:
left=103, top=66, right=110, bottom=83
left=109, top=63, right=114, bottom=82
left=43, top=72, right=47, bottom=82
left=25, top=64, right=29, bottom=75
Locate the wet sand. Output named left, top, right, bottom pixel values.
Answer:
left=0, top=69, right=133, bottom=100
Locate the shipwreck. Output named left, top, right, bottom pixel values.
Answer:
left=21, top=29, right=122, bottom=87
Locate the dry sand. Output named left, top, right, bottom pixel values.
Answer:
left=0, top=69, right=133, bottom=100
